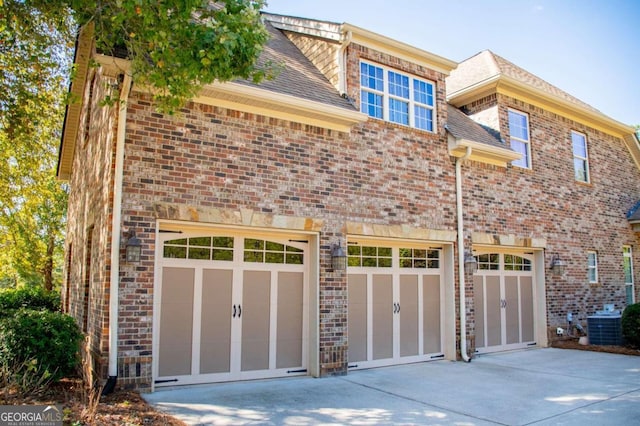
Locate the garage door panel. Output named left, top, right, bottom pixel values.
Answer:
left=400, top=275, right=419, bottom=357
left=241, top=270, right=271, bottom=372
left=423, top=275, right=441, bottom=354
left=505, top=276, right=520, bottom=345
left=276, top=272, right=303, bottom=369
left=159, top=267, right=194, bottom=377
left=521, top=277, right=534, bottom=342
left=372, top=274, right=393, bottom=360
left=474, top=276, right=485, bottom=349
left=200, top=269, right=232, bottom=374
left=486, top=276, right=502, bottom=347
left=348, top=274, right=368, bottom=363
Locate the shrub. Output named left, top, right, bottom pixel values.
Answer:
left=0, top=309, right=82, bottom=382
left=621, top=303, right=640, bottom=348
left=0, top=287, right=60, bottom=318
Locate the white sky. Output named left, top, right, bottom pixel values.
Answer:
left=264, top=0, right=640, bottom=127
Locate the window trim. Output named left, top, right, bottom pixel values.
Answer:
left=624, top=246, right=635, bottom=304
left=571, top=130, right=590, bottom=183
left=507, top=109, right=532, bottom=169
left=359, top=60, right=436, bottom=132
left=587, top=251, right=598, bottom=284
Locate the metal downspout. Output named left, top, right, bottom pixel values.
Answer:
left=456, top=146, right=472, bottom=362
left=104, top=73, right=132, bottom=394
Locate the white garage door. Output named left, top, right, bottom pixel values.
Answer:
left=154, top=230, right=308, bottom=387
left=347, top=240, right=445, bottom=370
left=473, top=252, right=536, bottom=354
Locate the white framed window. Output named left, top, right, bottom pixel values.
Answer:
left=572, top=131, right=590, bottom=183
left=587, top=251, right=598, bottom=283
left=360, top=61, right=435, bottom=132
left=508, top=109, right=531, bottom=169
left=624, top=246, right=635, bottom=304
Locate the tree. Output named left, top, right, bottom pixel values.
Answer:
left=0, top=0, right=270, bottom=289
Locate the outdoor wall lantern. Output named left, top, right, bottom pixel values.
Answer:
left=464, top=251, right=478, bottom=274
left=549, top=253, right=567, bottom=276
left=125, top=231, right=142, bottom=263
left=331, top=243, right=347, bottom=271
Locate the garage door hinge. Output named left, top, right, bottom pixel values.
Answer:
left=430, top=354, right=445, bottom=359
left=289, top=239, right=308, bottom=243
left=348, top=364, right=358, bottom=368
left=154, top=379, right=179, bottom=384
left=159, top=230, right=183, bottom=234
left=287, top=369, right=307, bottom=373
left=527, top=342, right=537, bottom=346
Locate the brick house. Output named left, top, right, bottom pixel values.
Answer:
left=58, top=13, right=640, bottom=391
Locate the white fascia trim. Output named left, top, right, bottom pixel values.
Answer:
left=343, top=23, right=457, bottom=75
left=196, top=81, right=367, bottom=131
left=449, top=137, right=521, bottom=167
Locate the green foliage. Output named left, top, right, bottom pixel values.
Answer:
left=0, top=287, right=60, bottom=318
left=621, top=303, right=640, bottom=348
left=1, top=0, right=71, bottom=290
left=69, top=0, right=272, bottom=114
left=0, top=309, right=82, bottom=382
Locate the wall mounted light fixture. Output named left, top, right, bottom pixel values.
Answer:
left=125, top=231, right=142, bottom=263
left=464, top=251, right=478, bottom=274
left=331, top=243, right=347, bottom=271
left=549, top=253, right=566, bottom=276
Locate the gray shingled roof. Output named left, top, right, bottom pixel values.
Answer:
left=446, top=104, right=509, bottom=150
left=234, top=22, right=356, bottom=111
left=447, top=50, right=601, bottom=115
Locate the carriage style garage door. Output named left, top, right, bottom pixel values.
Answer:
left=473, top=251, right=536, bottom=354
left=347, top=239, right=445, bottom=370
left=154, top=229, right=308, bottom=387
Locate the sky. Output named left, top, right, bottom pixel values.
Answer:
left=263, top=0, right=640, bottom=127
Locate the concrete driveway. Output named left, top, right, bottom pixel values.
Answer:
left=143, top=348, right=640, bottom=425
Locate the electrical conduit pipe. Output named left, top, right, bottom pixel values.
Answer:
left=456, top=146, right=472, bottom=362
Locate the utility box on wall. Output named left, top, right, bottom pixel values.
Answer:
left=587, top=314, right=623, bottom=345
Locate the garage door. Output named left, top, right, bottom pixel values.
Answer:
left=347, top=240, right=445, bottom=370
left=473, top=252, right=536, bottom=354
left=154, top=231, right=308, bottom=387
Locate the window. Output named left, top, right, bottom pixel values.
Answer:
left=624, top=246, right=635, bottom=304
left=572, top=131, right=590, bottom=183
left=587, top=251, right=598, bottom=283
left=508, top=110, right=531, bottom=168
left=347, top=244, right=392, bottom=267
left=164, top=236, right=234, bottom=261
left=244, top=238, right=304, bottom=264
left=399, top=248, right=440, bottom=269
left=477, top=253, right=500, bottom=270
left=360, top=61, right=435, bottom=132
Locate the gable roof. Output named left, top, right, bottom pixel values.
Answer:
left=446, top=104, right=521, bottom=167
left=233, top=21, right=354, bottom=109
left=447, top=51, right=636, bottom=135
left=447, top=50, right=640, bottom=169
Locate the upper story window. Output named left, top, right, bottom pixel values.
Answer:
left=360, top=61, right=435, bottom=132
left=571, top=131, right=590, bottom=183
left=624, top=246, right=635, bottom=304
left=587, top=251, right=598, bottom=283
left=508, top=109, right=531, bottom=169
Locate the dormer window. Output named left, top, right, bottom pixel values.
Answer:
left=360, top=61, right=435, bottom=132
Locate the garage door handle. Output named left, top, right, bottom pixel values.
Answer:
left=238, top=304, right=241, bottom=318
left=393, top=303, right=397, bottom=313
left=233, top=304, right=237, bottom=318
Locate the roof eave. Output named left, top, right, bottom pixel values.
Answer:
left=342, top=23, right=458, bottom=75
left=195, top=81, right=367, bottom=132
left=57, top=23, right=94, bottom=181
left=448, top=74, right=636, bottom=138
left=448, top=135, right=522, bottom=168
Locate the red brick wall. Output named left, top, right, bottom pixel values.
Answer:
left=460, top=93, right=640, bottom=326
left=63, top=69, right=120, bottom=385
